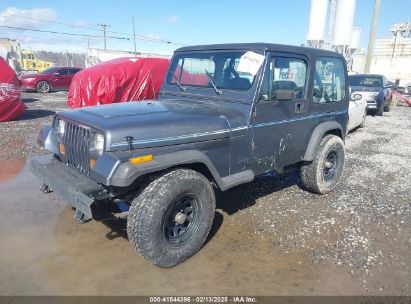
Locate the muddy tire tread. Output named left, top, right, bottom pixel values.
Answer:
left=127, top=169, right=215, bottom=267
left=300, top=134, right=345, bottom=194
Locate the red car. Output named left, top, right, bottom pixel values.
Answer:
left=0, top=57, right=26, bottom=122
left=20, top=67, right=82, bottom=93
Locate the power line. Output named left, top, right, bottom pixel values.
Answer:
left=4, top=13, right=102, bottom=31
left=4, top=12, right=185, bottom=46
left=0, top=25, right=130, bottom=40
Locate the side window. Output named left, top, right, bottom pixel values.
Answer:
left=260, top=57, right=307, bottom=101
left=57, top=69, right=69, bottom=75
left=313, top=57, right=346, bottom=103
left=69, top=68, right=80, bottom=75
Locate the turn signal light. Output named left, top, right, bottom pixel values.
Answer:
left=90, top=159, right=96, bottom=168
left=129, top=155, right=154, bottom=165
left=59, top=143, right=65, bottom=154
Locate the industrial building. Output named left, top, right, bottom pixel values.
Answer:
left=306, top=0, right=411, bottom=87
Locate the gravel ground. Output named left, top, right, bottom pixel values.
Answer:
left=0, top=93, right=410, bottom=295
left=0, top=91, right=68, bottom=159
left=218, top=107, right=411, bottom=294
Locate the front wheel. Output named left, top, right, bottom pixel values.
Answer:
left=127, top=169, right=216, bottom=267
left=36, top=80, right=51, bottom=93
left=300, top=135, right=345, bottom=194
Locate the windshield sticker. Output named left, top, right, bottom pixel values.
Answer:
left=237, top=51, right=265, bottom=76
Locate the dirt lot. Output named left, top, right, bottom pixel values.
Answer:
left=0, top=92, right=410, bottom=296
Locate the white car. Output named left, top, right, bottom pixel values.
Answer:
left=348, top=93, right=367, bottom=132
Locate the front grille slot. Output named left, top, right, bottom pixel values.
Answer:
left=62, top=122, right=91, bottom=175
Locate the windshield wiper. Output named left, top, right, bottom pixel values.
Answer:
left=205, top=69, right=222, bottom=95
left=169, top=71, right=186, bottom=92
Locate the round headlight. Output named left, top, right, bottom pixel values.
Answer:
left=57, top=119, right=65, bottom=135
left=94, top=134, right=105, bottom=154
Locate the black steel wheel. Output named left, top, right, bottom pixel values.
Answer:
left=322, top=150, right=339, bottom=182
left=300, top=134, right=345, bottom=194
left=163, top=193, right=201, bottom=245
left=36, top=80, right=51, bottom=93
left=127, top=169, right=215, bottom=267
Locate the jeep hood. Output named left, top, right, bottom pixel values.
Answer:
left=58, top=99, right=248, bottom=151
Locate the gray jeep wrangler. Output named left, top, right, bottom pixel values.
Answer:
left=31, top=43, right=349, bottom=267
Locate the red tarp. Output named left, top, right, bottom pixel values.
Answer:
left=0, top=58, right=26, bottom=122
left=67, top=57, right=170, bottom=108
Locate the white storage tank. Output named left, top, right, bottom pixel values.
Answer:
left=350, top=26, right=361, bottom=50
left=333, top=0, right=356, bottom=46
left=307, top=0, right=329, bottom=41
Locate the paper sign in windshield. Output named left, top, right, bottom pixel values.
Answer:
left=237, top=51, right=265, bottom=76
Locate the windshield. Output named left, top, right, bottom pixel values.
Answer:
left=349, top=76, right=382, bottom=88
left=166, top=51, right=264, bottom=91
left=40, top=67, right=56, bottom=75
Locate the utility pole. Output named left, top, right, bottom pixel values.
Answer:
left=132, top=16, right=137, bottom=55
left=365, top=0, right=381, bottom=73
left=97, top=23, right=109, bottom=51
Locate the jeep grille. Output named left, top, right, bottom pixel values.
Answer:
left=62, top=122, right=91, bottom=176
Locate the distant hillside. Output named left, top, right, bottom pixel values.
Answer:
left=36, top=51, right=86, bottom=68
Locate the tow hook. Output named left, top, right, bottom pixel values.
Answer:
left=40, top=183, right=52, bottom=193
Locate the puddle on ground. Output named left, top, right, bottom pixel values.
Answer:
left=0, top=158, right=25, bottom=182
left=0, top=158, right=365, bottom=295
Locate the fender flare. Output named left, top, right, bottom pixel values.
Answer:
left=303, top=121, right=344, bottom=162
left=95, top=150, right=254, bottom=191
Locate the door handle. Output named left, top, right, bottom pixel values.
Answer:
left=295, top=102, right=303, bottom=114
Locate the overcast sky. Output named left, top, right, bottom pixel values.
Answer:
left=0, top=0, right=410, bottom=54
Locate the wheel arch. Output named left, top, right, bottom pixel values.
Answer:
left=109, top=150, right=226, bottom=191
left=303, top=121, right=344, bottom=162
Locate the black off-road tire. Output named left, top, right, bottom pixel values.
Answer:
left=127, top=169, right=216, bottom=268
left=36, top=80, right=51, bottom=93
left=300, top=135, right=345, bottom=194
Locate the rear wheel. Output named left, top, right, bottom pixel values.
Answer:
left=127, top=169, right=216, bottom=267
left=300, top=135, right=345, bottom=194
left=36, top=80, right=51, bottom=93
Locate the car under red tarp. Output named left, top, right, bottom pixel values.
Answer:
left=67, top=57, right=170, bottom=108
left=0, top=58, right=27, bottom=122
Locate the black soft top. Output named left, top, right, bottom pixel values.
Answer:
left=176, top=43, right=343, bottom=59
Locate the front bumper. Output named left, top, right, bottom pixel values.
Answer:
left=29, top=156, right=104, bottom=219
left=366, top=100, right=378, bottom=109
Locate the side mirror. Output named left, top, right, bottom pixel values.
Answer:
left=53, top=72, right=60, bottom=76
left=350, top=93, right=362, bottom=101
